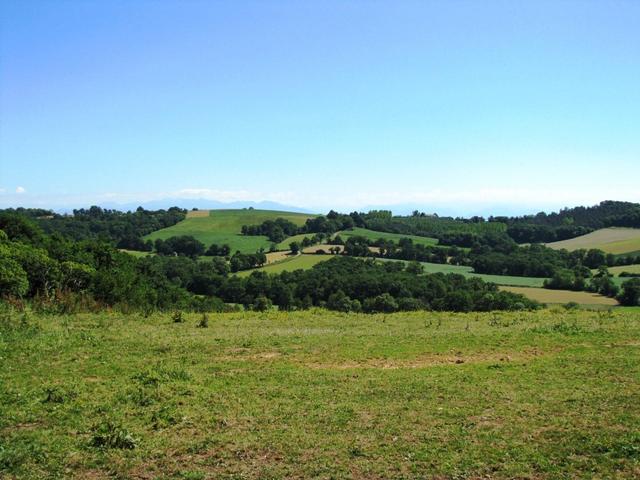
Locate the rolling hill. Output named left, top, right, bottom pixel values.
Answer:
left=545, top=227, right=640, bottom=254
left=338, top=227, right=439, bottom=246
left=144, top=209, right=316, bottom=253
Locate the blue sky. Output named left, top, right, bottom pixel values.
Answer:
left=1, top=0, right=639, bottom=214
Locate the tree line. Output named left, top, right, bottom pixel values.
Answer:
left=0, top=213, right=552, bottom=313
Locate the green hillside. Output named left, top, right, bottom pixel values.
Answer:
left=339, top=227, right=439, bottom=246
left=144, top=209, right=315, bottom=253
left=236, top=253, right=332, bottom=277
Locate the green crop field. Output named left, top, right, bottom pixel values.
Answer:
left=144, top=209, right=316, bottom=254
left=546, top=227, right=640, bottom=254
left=236, top=253, right=332, bottom=277
left=2, top=309, right=639, bottom=479
left=606, top=264, right=640, bottom=276
left=275, top=233, right=316, bottom=250
left=339, top=227, right=439, bottom=246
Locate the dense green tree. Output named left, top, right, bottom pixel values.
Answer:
left=618, top=278, right=640, bottom=306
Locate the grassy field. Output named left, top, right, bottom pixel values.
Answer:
left=236, top=254, right=332, bottom=277
left=2, top=309, right=639, bottom=479
left=546, top=227, right=640, bottom=254
left=144, top=209, right=316, bottom=254
left=339, top=227, right=439, bottom=246
left=606, top=264, right=640, bottom=276
left=500, top=286, right=619, bottom=306
left=118, top=249, right=154, bottom=258
left=275, top=233, right=316, bottom=250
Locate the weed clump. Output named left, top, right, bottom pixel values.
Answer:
left=197, top=313, right=209, bottom=328
left=42, top=385, right=77, bottom=404
left=172, top=311, right=184, bottom=323
left=90, top=420, right=137, bottom=449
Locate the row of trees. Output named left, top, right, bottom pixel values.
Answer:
left=496, top=201, right=640, bottom=243
left=0, top=207, right=187, bottom=249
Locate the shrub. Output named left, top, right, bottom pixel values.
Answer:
left=253, top=296, right=273, bottom=312
left=172, top=311, right=184, bottom=323
left=363, top=293, right=398, bottom=313
left=42, top=385, right=77, bottom=404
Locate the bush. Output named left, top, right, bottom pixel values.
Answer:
left=363, top=293, right=398, bottom=313
left=253, top=295, right=273, bottom=312
left=172, top=311, right=184, bottom=323
left=618, top=278, right=640, bottom=306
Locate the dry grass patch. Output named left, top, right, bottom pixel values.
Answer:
left=185, top=209, right=210, bottom=218
left=302, top=244, right=343, bottom=254
left=500, top=286, right=618, bottom=305
left=546, top=227, right=640, bottom=254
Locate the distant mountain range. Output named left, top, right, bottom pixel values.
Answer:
left=58, top=199, right=317, bottom=215
left=53, top=199, right=552, bottom=218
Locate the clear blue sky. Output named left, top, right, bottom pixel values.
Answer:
left=1, top=0, right=639, bottom=214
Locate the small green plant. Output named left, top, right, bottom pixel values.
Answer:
left=172, top=311, right=184, bottom=323
left=563, top=301, right=580, bottom=310
left=42, top=385, right=77, bottom=404
left=151, top=404, right=182, bottom=429
left=197, top=313, right=209, bottom=328
left=90, top=420, right=137, bottom=449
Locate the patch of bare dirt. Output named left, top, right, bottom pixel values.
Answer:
left=303, top=348, right=553, bottom=370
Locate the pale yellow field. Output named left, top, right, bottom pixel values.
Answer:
left=500, top=286, right=618, bottom=305
left=546, top=227, right=640, bottom=254
left=265, top=250, right=294, bottom=264
left=186, top=209, right=210, bottom=218
left=302, top=244, right=344, bottom=254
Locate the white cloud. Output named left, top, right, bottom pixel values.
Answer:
left=15, top=186, right=26, bottom=194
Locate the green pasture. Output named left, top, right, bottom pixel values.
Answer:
left=144, top=209, right=315, bottom=254
left=2, top=309, right=639, bottom=479
left=339, top=227, right=439, bottom=246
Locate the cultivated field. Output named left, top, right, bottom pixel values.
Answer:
left=2, top=309, right=639, bottom=479
left=144, top=209, right=315, bottom=253
left=275, top=233, right=317, bottom=250
left=236, top=254, right=332, bottom=277
left=339, top=227, right=439, bottom=246
left=546, top=227, right=640, bottom=254
left=118, top=249, right=153, bottom=258
left=186, top=210, right=211, bottom=218
left=606, top=264, right=640, bottom=276
left=500, top=286, right=619, bottom=306
left=302, top=244, right=344, bottom=254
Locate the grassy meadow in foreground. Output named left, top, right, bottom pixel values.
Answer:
left=144, top=209, right=315, bottom=253
left=1, top=309, right=639, bottom=479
